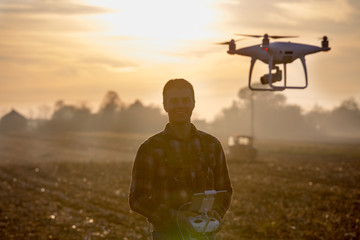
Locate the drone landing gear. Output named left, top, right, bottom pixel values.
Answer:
left=248, top=57, right=308, bottom=91
left=248, top=58, right=285, bottom=91
left=272, top=57, right=308, bottom=90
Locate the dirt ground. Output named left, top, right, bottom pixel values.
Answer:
left=0, top=132, right=359, bottom=239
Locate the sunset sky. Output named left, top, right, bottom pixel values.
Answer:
left=1, top=0, right=360, bottom=121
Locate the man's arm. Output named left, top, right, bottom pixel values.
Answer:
left=129, top=143, right=174, bottom=225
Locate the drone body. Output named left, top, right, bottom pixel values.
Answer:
left=219, top=34, right=331, bottom=91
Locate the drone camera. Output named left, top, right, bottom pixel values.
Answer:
left=260, top=68, right=282, bottom=85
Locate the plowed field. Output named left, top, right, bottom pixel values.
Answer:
left=0, top=132, right=359, bottom=239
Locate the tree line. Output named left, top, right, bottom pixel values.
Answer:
left=39, top=89, right=360, bottom=142
left=40, top=91, right=167, bottom=134
left=211, top=88, right=360, bottom=142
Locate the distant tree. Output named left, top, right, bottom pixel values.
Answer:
left=44, top=101, right=93, bottom=132
left=211, top=100, right=247, bottom=136
left=327, top=98, right=360, bottom=137
left=211, top=87, right=315, bottom=141
left=304, top=98, right=360, bottom=140
left=99, top=91, right=123, bottom=114
left=192, top=119, right=210, bottom=132
left=248, top=91, right=306, bottom=139
left=305, top=105, right=330, bottom=133
left=119, top=100, right=167, bottom=133
left=94, top=91, right=124, bottom=131
left=37, top=105, right=52, bottom=119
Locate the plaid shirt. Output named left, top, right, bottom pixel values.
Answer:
left=129, top=123, right=232, bottom=231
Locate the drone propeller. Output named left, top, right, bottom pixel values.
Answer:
left=215, top=38, right=243, bottom=45
left=235, top=34, right=263, bottom=38
left=235, top=34, right=298, bottom=39
left=269, top=35, right=299, bottom=39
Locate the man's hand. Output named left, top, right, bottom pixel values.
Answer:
left=209, top=210, right=223, bottom=233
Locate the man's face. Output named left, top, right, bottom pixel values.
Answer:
left=163, top=87, right=195, bottom=124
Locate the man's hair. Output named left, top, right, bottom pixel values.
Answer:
left=162, top=78, right=195, bottom=102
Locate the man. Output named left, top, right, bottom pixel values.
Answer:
left=129, top=79, right=232, bottom=240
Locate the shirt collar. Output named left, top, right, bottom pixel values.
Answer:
left=163, top=123, right=199, bottom=141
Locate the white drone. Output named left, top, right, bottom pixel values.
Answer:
left=217, top=34, right=331, bottom=91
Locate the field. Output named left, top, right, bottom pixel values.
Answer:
left=0, top=132, right=359, bottom=240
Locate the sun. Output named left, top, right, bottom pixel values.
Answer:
left=88, top=0, right=216, bottom=41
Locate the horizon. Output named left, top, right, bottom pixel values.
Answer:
left=0, top=90, right=358, bottom=122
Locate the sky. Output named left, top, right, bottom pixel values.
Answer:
left=1, top=0, right=360, bottom=121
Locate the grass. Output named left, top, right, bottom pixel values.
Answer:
left=0, top=132, right=359, bottom=239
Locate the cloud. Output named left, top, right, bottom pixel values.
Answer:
left=0, top=0, right=108, bottom=15
left=275, top=0, right=358, bottom=23
left=214, top=0, right=299, bottom=34
left=215, top=0, right=359, bottom=33
left=0, top=55, right=49, bottom=65
left=0, top=16, right=96, bottom=33
left=82, top=57, right=138, bottom=72
left=0, top=0, right=108, bottom=34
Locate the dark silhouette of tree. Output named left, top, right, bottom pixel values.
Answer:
left=304, top=98, right=360, bottom=140
left=315, top=98, right=360, bottom=138
left=94, top=91, right=124, bottom=131
left=211, top=100, right=247, bottom=136
left=119, top=100, right=167, bottom=133
left=211, top=87, right=316, bottom=141
left=331, top=98, right=360, bottom=128
left=43, top=101, right=92, bottom=132
left=99, top=91, right=123, bottom=114
left=305, top=105, right=330, bottom=135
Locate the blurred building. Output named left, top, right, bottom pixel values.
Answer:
left=0, top=109, right=27, bottom=132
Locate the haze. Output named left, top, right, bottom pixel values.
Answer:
left=1, top=0, right=360, bottom=121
